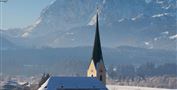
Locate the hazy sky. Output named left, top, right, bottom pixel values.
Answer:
left=1, top=0, right=53, bottom=29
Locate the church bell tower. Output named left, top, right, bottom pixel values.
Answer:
left=87, top=9, right=106, bottom=85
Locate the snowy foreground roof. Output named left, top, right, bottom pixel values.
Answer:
left=38, top=76, right=108, bottom=90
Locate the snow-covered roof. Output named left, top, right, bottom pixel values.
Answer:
left=38, top=76, right=107, bottom=90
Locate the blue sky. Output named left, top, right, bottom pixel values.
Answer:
left=1, top=0, right=53, bottom=29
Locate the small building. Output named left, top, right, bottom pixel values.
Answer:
left=38, top=76, right=108, bottom=90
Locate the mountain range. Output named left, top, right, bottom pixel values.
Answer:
left=0, top=0, right=176, bottom=75
left=1, top=0, right=176, bottom=50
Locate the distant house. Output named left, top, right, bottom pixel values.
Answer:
left=38, top=76, right=107, bottom=90
left=38, top=9, right=107, bottom=90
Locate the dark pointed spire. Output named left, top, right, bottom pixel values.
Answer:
left=92, top=8, right=103, bottom=66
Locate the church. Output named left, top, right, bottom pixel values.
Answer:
left=38, top=10, right=107, bottom=90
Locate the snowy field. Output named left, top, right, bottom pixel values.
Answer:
left=107, top=85, right=177, bottom=90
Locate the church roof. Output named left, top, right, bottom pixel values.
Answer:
left=38, top=76, right=107, bottom=90
left=91, top=11, right=104, bottom=67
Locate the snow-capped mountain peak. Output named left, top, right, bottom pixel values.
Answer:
left=1, top=0, right=176, bottom=50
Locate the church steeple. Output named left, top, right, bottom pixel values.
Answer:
left=87, top=8, right=106, bottom=85
left=92, top=9, right=103, bottom=66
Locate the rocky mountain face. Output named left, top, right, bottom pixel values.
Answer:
left=1, top=0, right=176, bottom=50
left=0, top=0, right=176, bottom=76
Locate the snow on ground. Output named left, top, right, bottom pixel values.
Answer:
left=107, top=85, right=176, bottom=90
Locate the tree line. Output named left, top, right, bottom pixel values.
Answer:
left=107, top=63, right=177, bottom=88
